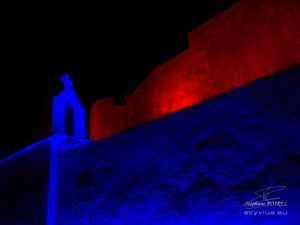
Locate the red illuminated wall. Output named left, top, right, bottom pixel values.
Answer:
left=90, top=0, right=300, bottom=140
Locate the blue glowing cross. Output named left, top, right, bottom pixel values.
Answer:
left=60, top=73, right=73, bottom=89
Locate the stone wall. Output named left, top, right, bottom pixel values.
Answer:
left=90, top=0, right=300, bottom=140
left=0, top=142, right=50, bottom=225
left=57, top=66, right=300, bottom=224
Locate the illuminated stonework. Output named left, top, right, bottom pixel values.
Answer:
left=52, top=73, right=86, bottom=138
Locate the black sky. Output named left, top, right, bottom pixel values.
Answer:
left=2, top=0, right=239, bottom=158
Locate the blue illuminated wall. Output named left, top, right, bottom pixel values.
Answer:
left=0, top=73, right=90, bottom=225
left=0, top=140, right=51, bottom=225
left=55, top=65, right=300, bottom=224
left=0, top=134, right=92, bottom=225
left=48, top=74, right=89, bottom=225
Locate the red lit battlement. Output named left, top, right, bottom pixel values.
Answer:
left=90, top=0, right=300, bottom=140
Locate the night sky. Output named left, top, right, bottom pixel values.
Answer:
left=2, top=0, right=239, bottom=158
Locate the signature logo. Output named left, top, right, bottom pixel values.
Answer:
left=244, top=186, right=288, bottom=209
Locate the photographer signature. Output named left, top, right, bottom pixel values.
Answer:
left=244, top=186, right=287, bottom=209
